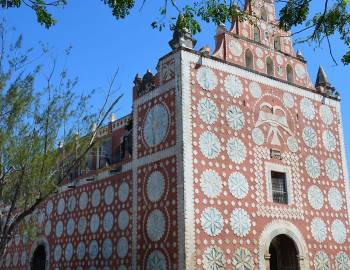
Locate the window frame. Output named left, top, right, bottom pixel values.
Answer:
left=265, top=162, right=293, bottom=205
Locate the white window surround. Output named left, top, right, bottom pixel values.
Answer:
left=265, top=162, right=293, bottom=205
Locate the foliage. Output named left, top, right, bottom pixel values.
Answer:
left=0, top=21, right=121, bottom=258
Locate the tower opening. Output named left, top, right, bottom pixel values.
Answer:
left=266, top=57, right=274, bottom=76
left=30, top=244, right=46, bottom=270
left=269, top=235, right=299, bottom=270
left=286, top=65, right=294, bottom=83
left=253, top=26, right=261, bottom=42
left=245, top=49, right=254, bottom=69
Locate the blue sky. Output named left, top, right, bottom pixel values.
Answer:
left=3, top=1, right=350, bottom=170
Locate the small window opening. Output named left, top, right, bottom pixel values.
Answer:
left=261, top=7, right=268, bottom=21
left=286, top=65, right=294, bottom=83
left=245, top=49, right=254, bottom=69
left=98, top=138, right=112, bottom=169
left=274, top=36, right=281, bottom=50
left=266, top=57, right=274, bottom=76
left=253, top=26, right=260, bottom=42
left=271, top=171, right=288, bottom=204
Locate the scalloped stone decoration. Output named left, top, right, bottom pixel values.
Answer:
left=331, top=219, right=347, bottom=244
left=310, top=218, right=327, bottom=243
left=226, top=105, right=245, bottom=131
left=55, top=220, right=63, bottom=238
left=91, top=189, right=101, bottom=208
left=320, top=105, right=334, bottom=125
left=224, top=75, right=243, bottom=98
left=230, top=208, right=251, bottom=237
left=328, top=187, right=343, bottom=211
left=335, top=251, right=350, bottom=270
left=79, top=192, right=88, bottom=210
left=57, top=198, right=65, bottom=215
left=146, top=171, right=165, bottom=202
left=90, top=213, right=100, bottom=234
left=146, top=209, right=166, bottom=242
left=287, top=136, right=298, bottom=153
left=118, top=209, right=129, bottom=230
left=200, top=207, right=224, bottom=236
left=54, top=244, right=62, bottom=262
left=303, top=126, right=317, bottom=148
left=116, top=237, right=128, bottom=258
left=314, top=251, right=330, bottom=270
left=308, top=185, right=324, bottom=210
left=227, top=137, right=246, bottom=164
left=77, top=242, right=85, bottom=260
left=78, top=216, right=87, bottom=235
left=103, top=211, right=114, bottom=232
left=249, top=81, right=262, bottom=99
left=300, top=97, right=315, bottom=120
left=305, top=155, right=321, bottom=179
left=196, top=67, right=218, bottom=91
left=325, top=158, right=340, bottom=181
left=252, top=127, right=265, bottom=146
left=144, top=103, right=169, bottom=147
left=118, top=182, right=129, bottom=203
left=65, top=243, right=73, bottom=262
left=202, top=246, right=226, bottom=270
left=147, top=250, right=167, bottom=270
left=199, top=131, right=221, bottom=159
left=102, top=239, right=113, bottom=259
left=228, top=172, right=249, bottom=199
left=197, top=98, right=219, bottom=125
left=67, top=218, right=75, bottom=236
left=229, top=39, right=243, bottom=57
left=283, top=92, right=294, bottom=108
left=232, top=247, right=254, bottom=270
left=323, top=130, right=336, bottom=152
left=89, top=240, right=99, bottom=259
left=104, top=185, right=114, bottom=205
left=200, top=169, right=222, bottom=199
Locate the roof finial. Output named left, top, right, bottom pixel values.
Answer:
left=315, top=66, right=330, bottom=88
left=169, top=14, right=197, bottom=50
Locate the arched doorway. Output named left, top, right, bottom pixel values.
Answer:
left=30, top=244, right=46, bottom=270
left=269, top=235, right=299, bottom=270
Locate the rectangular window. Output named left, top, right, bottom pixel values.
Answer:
left=271, top=171, right=288, bottom=204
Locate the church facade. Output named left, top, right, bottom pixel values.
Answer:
left=2, top=0, right=350, bottom=269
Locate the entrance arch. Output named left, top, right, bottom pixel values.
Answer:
left=30, top=245, right=46, bottom=270
left=29, top=237, right=50, bottom=270
left=269, top=234, right=299, bottom=270
left=258, top=220, right=310, bottom=270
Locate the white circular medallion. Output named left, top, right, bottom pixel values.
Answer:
left=67, top=218, right=75, bottom=236
left=65, top=243, right=73, bottom=262
left=102, top=239, right=112, bottom=259
left=199, top=131, right=221, bottom=159
left=229, top=39, right=243, bottom=56
left=104, top=185, right=114, bottom=205
left=200, top=169, right=222, bottom=198
left=328, top=187, right=343, bottom=211
left=89, top=240, right=99, bottom=259
left=46, top=200, right=53, bottom=216
left=57, top=198, right=65, bottom=215
left=336, top=252, right=350, bottom=270
left=295, top=63, right=306, bottom=79
left=305, top=155, right=320, bottom=179
left=320, top=105, right=333, bottom=125
left=78, top=216, right=87, bottom=235
left=230, top=208, right=251, bottom=237
left=300, top=98, right=315, bottom=120
left=232, top=247, right=253, bottom=270
left=331, top=219, right=347, bottom=244
left=325, top=158, right=339, bottom=181
left=228, top=172, right=249, bottom=199
left=303, top=126, right=317, bottom=148
left=118, top=210, right=129, bottom=230
left=67, top=195, right=76, bottom=212
left=227, top=137, right=246, bottom=164
left=91, top=189, right=101, bottom=207
left=308, top=185, right=324, bottom=210
left=323, top=130, right=336, bottom=152
left=116, top=237, right=128, bottom=258
left=311, top=218, right=327, bottom=243
left=146, top=171, right=165, bottom=202
left=54, top=244, right=62, bottom=262
left=255, top=47, right=264, bottom=58
left=226, top=105, right=245, bottom=130
left=251, top=127, right=264, bottom=146
left=118, top=182, right=129, bottom=203
left=200, top=207, right=224, bottom=236
left=90, top=213, right=100, bottom=234
left=256, top=59, right=264, bottom=69
left=196, top=67, right=218, bottom=91
left=224, top=75, right=243, bottom=98
left=202, top=246, right=226, bottom=270
left=146, top=209, right=166, bottom=241
left=283, top=92, right=294, bottom=108
left=287, top=136, right=298, bottom=152
left=147, top=250, right=167, bottom=270
left=55, top=220, right=63, bottom=238
left=77, top=242, right=85, bottom=260
left=79, top=192, right=88, bottom=210
left=197, top=98, right=218, bottom=125
left=103, top=211, right=114, bottom=232
left=249, top=81, right=262, bottom=99
left=314, top=251, right=330, bottom=270
left=143, top=103, right=169, bottom=147
left=45, top=220, right=51, bottom=236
